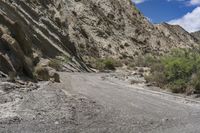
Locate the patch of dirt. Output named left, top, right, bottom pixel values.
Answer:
left=0, top=80, right=103, bottom=133
left=101, top=68, right=147, bottom=86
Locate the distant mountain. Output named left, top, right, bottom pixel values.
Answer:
left=155, top=23, right=199, bottom=49
left=0, top=0, right=199, bottom=76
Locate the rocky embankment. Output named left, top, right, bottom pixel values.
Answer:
left=0, top=0, right=89, bottom=78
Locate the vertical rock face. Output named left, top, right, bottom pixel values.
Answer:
left=0, top=0, right=199, bottom=76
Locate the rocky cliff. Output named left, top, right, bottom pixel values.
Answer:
left=0, top=0, right=199, bottom=77
left=155, top=23, right=199, bottom=49
left=191, top=31, right=200, bottom=42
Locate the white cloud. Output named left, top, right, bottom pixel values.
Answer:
left=190, top=0, right=200, bottom=5
left=132, top=0, right=146, bottom=4
left=168, top=7, right=200, bottom=32
left=167, top=0, right=200, bottom=5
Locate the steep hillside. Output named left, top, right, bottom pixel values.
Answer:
left=0, top=0, right=199, bottom=77
left=155, top=23, right=199, bottom=49
left=191, top=31, right=200, bottom=42
left=0, top=0, right=89, bottom=77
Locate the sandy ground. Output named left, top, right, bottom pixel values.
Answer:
left=1, top=72, right=200, bottom=133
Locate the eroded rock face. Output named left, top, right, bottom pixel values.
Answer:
left=0, top=0, right=89, bottom=77
left=191, top=31, right=200, bottom=42
left=0, top=53, right=14, bottom=75
left=0, top=0, right=199, bottom=76
left=0, top=28, right=33, bottom=77
left=155, top=23, right=199, bottom=49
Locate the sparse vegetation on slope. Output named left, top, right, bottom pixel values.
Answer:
left=48, top=55, right=70, bottom=71
left=91, top=58, right=122, bottom=71
left=48, top=59, right=63, bottom=71
left=128, top=54, right=158, bottom=68
left=145, top=49, right=200, bottom=94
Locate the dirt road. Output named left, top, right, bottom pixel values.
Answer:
left=63, top=73, right=200, bottom=133
left=1, top=72, right=200, bottom=133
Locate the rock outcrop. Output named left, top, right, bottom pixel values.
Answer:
left=0, top=0, right=199, bottom=77
left=0, top=20, right=34, bottom=77
left=0, top=0, right=89, bottom=77
left=191, top=31, right=200, bottom=42
left=155, top=23, right=199, bottom=49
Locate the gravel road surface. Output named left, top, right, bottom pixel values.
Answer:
left=64, top=73, right=200, bottom=133
left=1, top=72, right=200, bottom=133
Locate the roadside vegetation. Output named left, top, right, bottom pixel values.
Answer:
left=142, top=49, right=200, bottom=94
left=48, top=59, right=63, bottom=71
left=95, top=58, right=123, bottom=71
left=89, top=57, right=122, bottom=71
left=128, top=54, right=159, bottom=68
left=33, top=55, right=70, bottom=81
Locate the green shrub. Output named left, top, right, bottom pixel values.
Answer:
left=163, top=57, right=194, bottom=82
left=145, top=48, right=200, bottom=94
left=145, top=71, right=167, bottom=87
left=167, top=79, right=187, bottom=93
left=129, top=54, right=158, bottom=68
left=103, top=59, right=116, bottom=70
left=190, top=73, right=200, bottom=93
left=95, top=60, right=105, bottom=71
left=93, top=58, right=122, bottom=71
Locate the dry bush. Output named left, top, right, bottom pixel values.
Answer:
left=34, top=66, right=50, bottom=81
left=48, top=59, right=62, bottom=71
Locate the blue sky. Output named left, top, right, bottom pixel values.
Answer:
left=132, top=0, right=200, bottom=32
